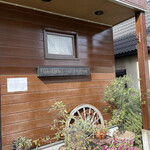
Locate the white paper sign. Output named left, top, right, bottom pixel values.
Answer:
left=7, top=78, right=28, bottom=92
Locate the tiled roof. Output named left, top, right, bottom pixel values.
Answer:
left=113, top=1, right=150, bottom=57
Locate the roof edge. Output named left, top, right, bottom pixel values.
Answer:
left=115, top=47, right=150, bottom=58
left=109, top=0, right=146, bottom=11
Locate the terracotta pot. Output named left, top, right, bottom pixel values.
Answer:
left=96, top=131, right=106, bottom=139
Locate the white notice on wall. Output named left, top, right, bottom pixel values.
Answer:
left=7, top=78, right=28, bottom=92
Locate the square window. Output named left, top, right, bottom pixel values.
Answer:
left=44, top=28, right=78, bottom=60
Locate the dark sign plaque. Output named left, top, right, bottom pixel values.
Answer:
left=37, top=67, right=90, bottom=77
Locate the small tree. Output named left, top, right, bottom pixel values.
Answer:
left=104, top=76, right=144, bottom=149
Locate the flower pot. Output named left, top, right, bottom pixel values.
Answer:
left=59, top=145, right=66, bottom=150
left=113, top=130, right=135, bottom=143
left=96, top=131, right=106, bottom=139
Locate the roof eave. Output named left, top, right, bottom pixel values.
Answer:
left=110, top=0, right=147, bottom=12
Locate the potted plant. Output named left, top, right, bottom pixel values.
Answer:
left=63, top=117, right=96, bottom=150
left=12, top=136, right=32, bottom=150
left=96, top=123, right=109, bottom=139
left=104, top=76, right=146, bottom=149
left=49, top=101, right=97, bottom=150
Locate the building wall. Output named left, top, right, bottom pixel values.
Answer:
left=115, top=54, right=150, bottom=89
left=115, top=55, right=139, bottom=89
left=0, top=4, right=115, bottom=150
left=0, top=3, right=115, bottom=150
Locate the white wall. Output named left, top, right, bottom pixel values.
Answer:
left=115, top=54, right=150, bottom=150
left=115, top=54, right=150, bottom=89
left=115, top=55, right=139, bottom=89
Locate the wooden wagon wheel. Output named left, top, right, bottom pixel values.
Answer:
left=67, top=104, right=104, bottom=126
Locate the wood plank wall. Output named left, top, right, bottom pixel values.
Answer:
left=0, top=3, right=115, bottom=150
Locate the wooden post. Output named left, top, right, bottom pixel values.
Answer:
left=135, top=11, right=150, bottom=130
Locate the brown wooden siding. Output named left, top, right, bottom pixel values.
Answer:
left=0, top=73, right=114, bottom=150
left=0, top=3, right=115, bottom=150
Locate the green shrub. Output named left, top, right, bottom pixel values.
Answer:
left=104, top=76, right=144, bottom=149
left=49, top=101, right=96, bottom=150
left=64, top=117, right=96, bottom=150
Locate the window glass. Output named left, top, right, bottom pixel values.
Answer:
left=47, top=34, right=74, bottom=56
left=44, top=29, right=78, bottom=60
